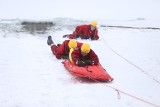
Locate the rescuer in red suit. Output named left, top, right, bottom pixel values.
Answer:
left=63, top=21, right=99, bottom=40
left=47, top=36, right=82, bottom=59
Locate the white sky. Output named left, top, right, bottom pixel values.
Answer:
left=0, top=0, right=160, bottom=20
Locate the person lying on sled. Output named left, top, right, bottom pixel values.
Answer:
left=69, top=43, right=99, bottom=67
left=63, top=21, right=99, bottom=40
left=47, top=36, right=82, bottom=59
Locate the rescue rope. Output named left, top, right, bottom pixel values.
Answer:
left=100, top=35, right=160, bottom=84
left=106, top=25, right=160, bottom=30
left=90, top=78, right=160, bottom=107
left=97, top=34, right=160, bottom=106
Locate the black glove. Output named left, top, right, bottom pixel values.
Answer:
left=91, top=36, right=95, bottom=40
left=63, top=35, right=68, bottom=38
left=77, top=61, right=86, bottom=67
left=76, top=35, right=80, bottom=38
left=57, top=44, right=61, bottom=47
left=84, top=60, right=91, bottom=65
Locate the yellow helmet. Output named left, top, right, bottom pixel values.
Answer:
left=91, top=21, right=97, bottom=27
left=81, top=43, right=90, bottom=54
left=68, top=39, right=77, bottom=49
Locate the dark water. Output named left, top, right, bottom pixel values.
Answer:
left=21, top=21, right=55, bottom=34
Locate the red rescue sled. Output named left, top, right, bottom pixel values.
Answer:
left=62, top=60, right=113, bottom=82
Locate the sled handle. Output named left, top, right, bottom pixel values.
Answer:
left=85, top=66, right=93, bottom=73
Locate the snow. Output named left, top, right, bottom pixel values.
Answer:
left=0, top=0, right=160, bottom=107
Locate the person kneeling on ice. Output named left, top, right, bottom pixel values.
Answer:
left=69, top=43, right=99, bottom=67
left=47, top=36, right=82, bottom=59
